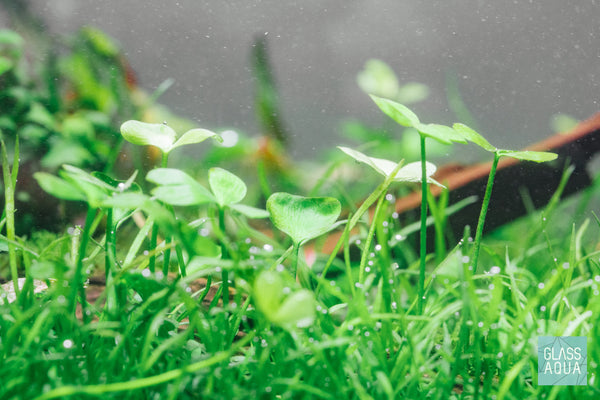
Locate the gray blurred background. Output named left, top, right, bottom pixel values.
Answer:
left=2, top=0, right=599, bottom=159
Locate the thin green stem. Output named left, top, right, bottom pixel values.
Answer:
left=1, top=139, right=19, bottom=299
left=70, top=207, right=97, bottom=323
left=472, top=152, right=500, bottom=273
left=358, top=193, right=387, bottom=284
left=417, top=135, right=427, bottom=314
left=292, top=242, right=300, bottom=282
left=217, top=207, right=229, bottom=307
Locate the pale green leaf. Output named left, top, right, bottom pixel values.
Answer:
left=171, top=128, right=222, bottom=151
left=452, top=123, right=496, bottom=151
left=369, top=95, right=420, bottom=127
left=147, top=168, right=215, bottom=206
left=33, top=172, right=86, bottom=202
left=497, top=150, right=558, bottom=163
left=208, top=167, right=246, bottom=206
left=230, top=204, right=270, bottom=219
left=120, top=120, right=176, bottom=153
left=416, top=123, right=467, bottom=145
left=338, top=146, right=441, bottom=185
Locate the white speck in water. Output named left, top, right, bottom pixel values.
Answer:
left=142, top=268, right=151, bottom=277
left=392, top=212, right=399, bottom=219
left=382, top=221, right=389, bottom=228
left=282, top=287, right=291, bottom=294
left=562, top=262, right=570, bottom=269
left=462, top=256, right=470, bottom=263
left=489, top=266, right=501, bottom=275
left=365, top=267, right=371, bottom=273
left=385, top=193, right=393, bottom=201
left=263, top=244, right=273, bottom=252
left=391, top=302, right=397, bottom=310
left=276, top=264, right=285, bottom=272
left=219, top=130, right=239, bottom=147
left=63, top=339, right=73, bottom=349
left=57, top=295, right=66, bottom=304
left=497, top=352, right=503, bottom=358
left=478, top=322, right=484, bottom=328
left=540, top=305, right=546, bottom=312
left=199, top=228, right=210, bottom=237
left=215, top=267, right=221, bottom=273
left=538, top=282, right=545, bottom=289
left=488, top=284, right=495, bottom=290
left=595, top=275, right=600, bottom=282
left=395, top=234, right=403, bottom=241
left=374, top=244, right=382, bottom=251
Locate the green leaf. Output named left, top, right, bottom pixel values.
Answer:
left=208, top=167, right=246, bottom=207
left=267, top=193, right=341, bottom=246
left=416, top=123, right=467, bottom=145
left=370, top=95, right=420, bottom=127
left=357, top=59, right=400, bottom=99
left=396, top=82, right=429, bottom=104
left=120, top=120, right=176, bottom=153
left=33, top=172, right=86, bottom=202
left=271, top=289, right=316, bottom=329
left=171, top=128, right=222, bottom=150
left=147, top=168, right=215, bottom=206
left=452, top=123, right=496, bottom=151
left=497, top=150, right=558, bottom=163
left=102, top=193, right=149, bottom=209
left=337, top=146, right=442, bottom=186
left=253, top=270, right=316, bottom=330
left=0, top=56, right=12, bottom=76
left=230, top=204, right=270, bottom=219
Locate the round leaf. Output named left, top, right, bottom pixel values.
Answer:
left=208, top=167, right=246, bottom=207
left=267, top=193, right=341, bottom=245
left=271, top=289, right=316, bottom=329
left=120, top=120, right=176, bottom=153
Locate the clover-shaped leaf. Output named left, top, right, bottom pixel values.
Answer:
left=253, top=270, right=316, bottom=329
left=120, top=120, right=221, bottom=155
left=147, top=168, right=215, bottom=206
left=338, top=146, right=443, bottom=187
left=267, top=193, right=341, bottom=246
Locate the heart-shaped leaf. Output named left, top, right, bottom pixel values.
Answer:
left=120, top=120, right=176, bottom=153
left=208, top=167, right=246, bottom=207
left=147, top=168, right=215, bottom=206
left=370, top=95, right=420, bottom=127
left=338, top=146, right=443, bottom=186
left=267, top=193, right=341, bottom=246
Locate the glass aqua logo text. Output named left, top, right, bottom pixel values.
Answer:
left=538, top=336, right=587, bottom=386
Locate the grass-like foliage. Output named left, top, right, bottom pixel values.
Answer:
left=1, top=95, right=597, bottom=400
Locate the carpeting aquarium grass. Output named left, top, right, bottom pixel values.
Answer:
left=1, top=105, right=598, bottom=400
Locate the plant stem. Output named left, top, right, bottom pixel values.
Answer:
left=70, top=207, right=96, bottom=323
left=218, top=207, right=229, bottom=307
left=472, top=152, right=500, bottom=273
left=358, top=193, right=386, bottom=284
left=291, top=242, right=300, bottom=282
left=1, top=139, right=19, bottom=299
left=417, top=135, right=427, bottom=314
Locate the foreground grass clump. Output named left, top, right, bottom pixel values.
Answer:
left=1, top=102, right=598, bottom=400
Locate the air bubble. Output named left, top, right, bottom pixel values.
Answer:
left=540, top=305, right=546, bottom=312
left=562, top=262, right=570, bottom=269
left=374, top=244, right=382, bottom=251
left=489, top=266, right=501, bottom=275
left=263, top=244, right=273, bottom=252
left=462, top=256, right=470, bottom=263
left=538, top=282, right=545, bottom=289
left=63, top=339, right=74, bottom=349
